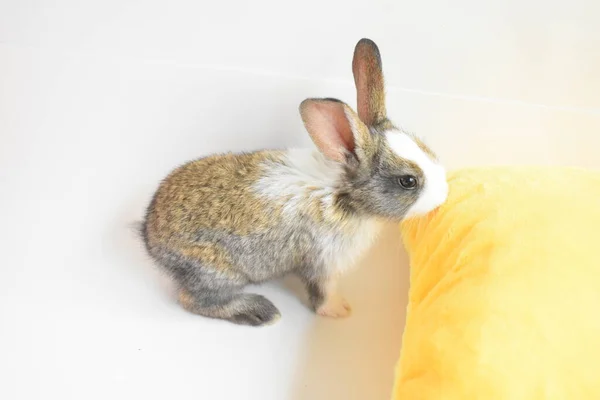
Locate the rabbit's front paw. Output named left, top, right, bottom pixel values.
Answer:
left=317, top=295, right=351, bottom=318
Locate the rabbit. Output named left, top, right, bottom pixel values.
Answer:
left=140, top=38, right=448, bottom=327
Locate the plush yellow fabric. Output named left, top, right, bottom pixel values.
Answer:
left=393, top=166, right=600, bottom=400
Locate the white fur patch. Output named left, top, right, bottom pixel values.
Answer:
left=318, top=218, right=382, bottom=273
left=385, top=132, right=448, bottom=217
left=253, top=148, right=341, bottom=215
left=254, top=148, right=382, bottom=273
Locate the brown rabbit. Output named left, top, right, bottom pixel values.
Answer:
left=141, top=39, right=448, bottom=326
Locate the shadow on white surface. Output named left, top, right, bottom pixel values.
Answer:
left=288, top=224, right=409, bottom=400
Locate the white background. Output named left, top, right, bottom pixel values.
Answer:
left=1, top=1, right=599, bottom=399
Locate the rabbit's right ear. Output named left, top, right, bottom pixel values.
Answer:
left=300, top=98, right=371, bottom=163
left=352, top=38, right=387, bottom=127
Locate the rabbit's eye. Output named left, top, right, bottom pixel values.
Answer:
left=397, top=175, right=418, bottom=189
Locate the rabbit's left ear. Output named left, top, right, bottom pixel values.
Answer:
left=299, top=98, right=371, bottom=163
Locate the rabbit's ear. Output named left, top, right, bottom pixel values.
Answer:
left=352, top=38, right=387, bottom=127
left=299, top=98, right=371, bottom=163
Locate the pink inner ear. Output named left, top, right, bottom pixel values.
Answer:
left=328, top=107, right=355, bottom=154
left=303, top=101, right=355, bottom=162
left=353, top=63, right=370, bottom=124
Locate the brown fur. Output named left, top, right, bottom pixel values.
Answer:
left=145, top=151, right=285, bottom=244
left=411, top=135, right=439, bottom=160
left=178, top=289, right=197, bottom=311
left=177, top=242, right=236, bottom=276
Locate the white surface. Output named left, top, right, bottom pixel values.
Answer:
left=1, top=1, right=599, bottom=399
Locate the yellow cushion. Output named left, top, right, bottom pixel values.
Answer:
left=393, top=166, right=600, bottom=400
